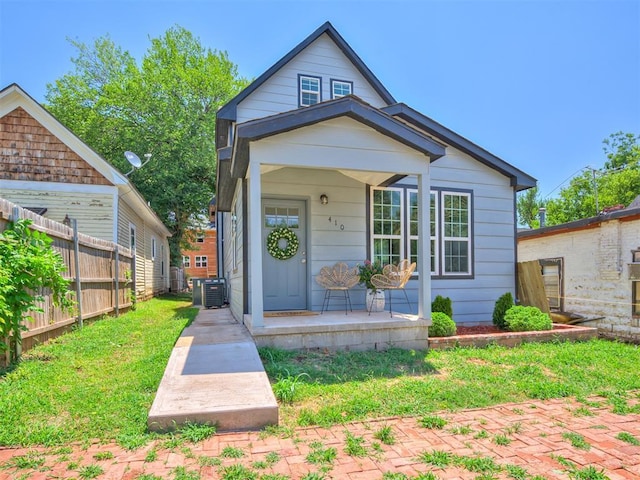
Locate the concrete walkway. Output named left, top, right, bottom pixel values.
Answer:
left=147, top=307, right=278, bottom=432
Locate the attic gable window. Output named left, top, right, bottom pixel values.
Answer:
left=299, top=75, right=321, bottom=106
left=331, top=80, right=352, bottom=99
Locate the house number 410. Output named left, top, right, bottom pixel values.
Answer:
left=328, top=217, right=345, bottom=231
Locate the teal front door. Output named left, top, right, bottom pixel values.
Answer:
left=262, top=199, right=307, bottom=311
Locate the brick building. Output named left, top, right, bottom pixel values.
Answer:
left=182, top=198, right=218, bottom=280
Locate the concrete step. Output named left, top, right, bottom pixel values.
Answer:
left=148, top=308, right=278, bottom=432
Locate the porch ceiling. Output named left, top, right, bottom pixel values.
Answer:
left=259, top=164, right=399, bottom=186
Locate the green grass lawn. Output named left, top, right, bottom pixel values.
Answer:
left=2, top=297, right=639, bottom=448
left=259, top=340, right=640, bottom=429
left=0, top=294, right=197, bottom=447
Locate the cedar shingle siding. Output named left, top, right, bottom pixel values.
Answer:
left=0, top=107, right=110, bottom=185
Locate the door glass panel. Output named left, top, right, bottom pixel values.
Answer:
left=264, top=206, right=300, bottom=229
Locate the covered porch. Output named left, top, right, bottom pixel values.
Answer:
left=244, top=309, right=429, bottom=351
left=218, top=96, right=446, bottom=349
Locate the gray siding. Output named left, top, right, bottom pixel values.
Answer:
left=237, top=34, right=387, bottom=123
left=224, top=180, right=244, bottom=321
left=262, top=167, right=367, bottom=311
left=429, top=149, right=516, bottom=324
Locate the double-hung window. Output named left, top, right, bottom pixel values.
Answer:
left=370, top=186, right=472, bottom=277
left=442, top=191, right=471, bottom=275
left=182, top=256, right=190, bottom=268
left=299, top=75, right=321, bottom=106
left=371, top=188, right=403, bottom=267
left=407, top=190, right=437, bottom=274
left=195, top=256, right=208, bottom=268
left=331, top=79, right=352, bottom=99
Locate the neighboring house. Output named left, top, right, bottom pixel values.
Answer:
left=215, top=22, right=535, bottom=335
left=518, top=199, right=640, bottom=343
left=0, top=83, right=171, bottom=299
left=182, top=198, right=219, bottom=280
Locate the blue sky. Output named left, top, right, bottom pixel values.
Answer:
left=1, top=0, right=639, bottom=200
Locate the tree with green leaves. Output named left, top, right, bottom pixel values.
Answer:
left=545, top=132, right=640, bottom=226
left=46, top=26, right=248, bottom=264
left=516, top=186, right=543, bottom=228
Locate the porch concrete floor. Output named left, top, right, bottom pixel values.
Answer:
left=147, top=307, right=278, bottom=433
left=245, top=309, right=430, bottom=351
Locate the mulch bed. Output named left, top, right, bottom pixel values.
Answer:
left=455, top=324, right=571, bottom=336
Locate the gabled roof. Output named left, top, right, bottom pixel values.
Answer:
left=216, top=95, right=446, bottom=210
left=0, top=83, right=171, bottom=237
left=216, top=21, right=396, bottom=125
left=382, top=103, right=537, bottom=191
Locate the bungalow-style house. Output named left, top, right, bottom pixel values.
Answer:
left=215, top=22, right=535, bottom=349
left=518, top=198, right=640, bottom=343
left=0, top=83, right=171, bottom=299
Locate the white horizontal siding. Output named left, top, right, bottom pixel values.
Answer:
left=1, top=186, right=116, bottom=241
left=118, top=199, right=169, bottom=298
left=237, top=34, right=388, bottom=122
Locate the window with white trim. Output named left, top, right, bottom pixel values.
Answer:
left=195, top=256, right=208, bottom=268
left=232, top=203, right=239, bottom=271
left=371, top=188, right=403, bottom=267
left=331, top=79, right=352, bottom=99
left=407, top=190, right=437, bottom=274
left=182, top=256, right=190, bottom=268
left=129, top=224, right=136, bottom=251
left=442, top=192, right=471, bottom=275
left=151, top=237, right=157, bottom=261
left=196, top=232, right=205, bottom=243
left=370, top=187, right=472, bottom=277
left=299, top=75, right=321, bottom=106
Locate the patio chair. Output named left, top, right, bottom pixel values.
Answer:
left=369, top=259, right=416, bottom=317
left=315, top=262, right=359, bottom=314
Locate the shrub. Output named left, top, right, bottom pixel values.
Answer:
left=504, top=305, right=552, bottom=332
left=431, top=295, right=453, bottom=318
left=429, top=312, right=456, bottom=337
left=492, top=292, right=515, bottom=330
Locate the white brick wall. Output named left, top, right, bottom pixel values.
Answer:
left=518, top=218, right=640, bottom=342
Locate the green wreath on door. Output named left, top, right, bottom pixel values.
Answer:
left=266, top=227, right=299, bottom=260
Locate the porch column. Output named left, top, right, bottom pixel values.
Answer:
left=417, top=171, right=431, bottom=320
left=249, top=159, right=264, bottom=327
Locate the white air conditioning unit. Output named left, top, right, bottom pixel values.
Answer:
left=628, top=263, right=640, bottom=280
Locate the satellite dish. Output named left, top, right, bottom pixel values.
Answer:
left=124, top=151, right=142, bottom=168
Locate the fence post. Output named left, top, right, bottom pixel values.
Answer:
left=72, top=219, right=83, bottom=328
left=114, top=245, right=120, bottom=317
left=10, top=207, right=22, bottom=361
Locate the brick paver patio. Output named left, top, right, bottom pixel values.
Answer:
left=1, top=395, right=638, bottom=479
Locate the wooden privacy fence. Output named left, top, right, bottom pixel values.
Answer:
left=517, top=260, right=551, bottom=314
left=0, top=198, right=133, bottom=357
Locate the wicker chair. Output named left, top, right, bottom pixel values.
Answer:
left=369, top=259, right=416, bottom=317
left=315, top=262, right=359, bottom=314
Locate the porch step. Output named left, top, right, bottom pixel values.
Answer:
left=148, top=308, right=278, bottom=432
